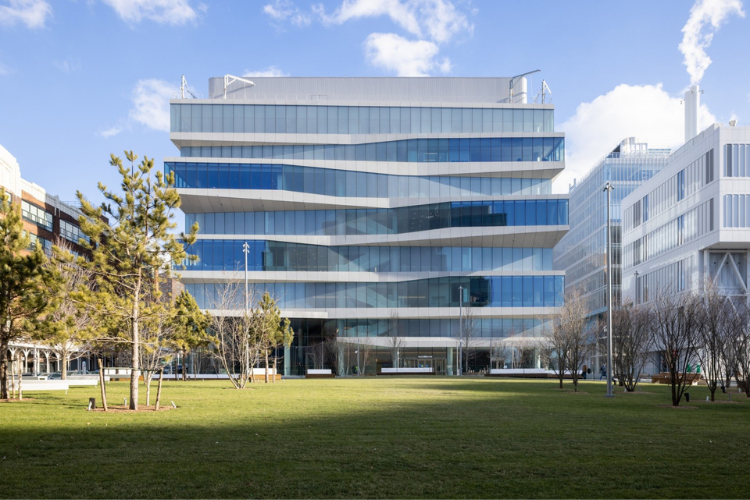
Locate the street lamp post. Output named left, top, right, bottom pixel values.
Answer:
left=242, top=242, right=250, bottom=378
left=604, top=182, right=614, bottom=398
left=458, top=285, right=464, bottom=377
left=242, top=242, right=250, bottom=314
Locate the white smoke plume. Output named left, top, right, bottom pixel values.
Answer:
left=679, top=0, right=744, bottom=85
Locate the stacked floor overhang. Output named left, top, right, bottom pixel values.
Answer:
left=168, top=76, right=569, bottom=375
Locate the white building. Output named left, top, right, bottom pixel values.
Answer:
left=622, top=121, right=750, bottom=305
left=168, top=76, right=569, bottom=375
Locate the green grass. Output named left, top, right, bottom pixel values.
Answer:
left=1, top=377, right=749, bottom=499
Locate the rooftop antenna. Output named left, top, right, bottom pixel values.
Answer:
left=180, top=75, right=197, bottom=99
left=509, top=70, right=540, bottom=103
left=223, top=74, right=255, bottom=99
left=532, top=79, right=553, bottom=104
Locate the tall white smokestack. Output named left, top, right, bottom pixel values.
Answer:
left=684, top=85, right=699, bottom=142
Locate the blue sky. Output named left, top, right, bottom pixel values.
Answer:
left=0, top=0, right=748, bottom=208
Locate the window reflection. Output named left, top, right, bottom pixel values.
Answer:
left=179, top=137, right=565, bottom=163
left=185, top=200, right=569, bottom=236
left=171, top=104, right=555, bottom=135
left=185, top=275, right=564, bottom=310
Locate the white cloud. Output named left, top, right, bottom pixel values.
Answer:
left=263, top=0, right=311, bottom=26
left=556, top=83, right=717, bottom=193
left=0, top=0, right=52, bottom=29
left=53, top=59, right=81, bottom=73
left=129, top=79, right=176, bottom=132
left=101, top=0, right=202, bottom=25
left=243, top=66, right=288, bottom=77
left=679, top=0, right=744, bottom=85
left=364, top=32, right=448, bottom=76
left=317, top=0, right=472, bottom=44
left=98, top=126, right=124, bottom=138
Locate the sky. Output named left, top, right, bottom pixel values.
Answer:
left=0, top=0, right=748, bottom=212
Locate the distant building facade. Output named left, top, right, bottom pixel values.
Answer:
left=1, top=144, right=98, bottom=375
left=623, top=123, right=750, bottom=306
left=554, top=138, right=670, bottom=318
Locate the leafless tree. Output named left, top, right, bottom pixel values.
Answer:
left=139, top=308, right=177, bottom=405
left=611, top=302, right=653, bottom=392
left=697, top=281, right=735, bottom=401
left=388, top=311, right=405, bottom=369
left=458, top=306, right=479, bottom=374
left=648, top=287, right=702, bottom=406
left=358, top=336, right=374, bottom=375
left=548, top=290, right=591, bottom=391
left=41, top=242, right=95, bottom=379
left=309, top=341, right=327, bottom=370
left=731, top=302, right=750, bottom=396
left=208, top=280, right=259, bottom=389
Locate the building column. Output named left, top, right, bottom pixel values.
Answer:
left=534, top=347, right=541, bottom=369
left=447, top=347, right=453, bottom=376
left=45, top=352, right=50, bottom=374
left=283, top=345, right=291, bottom=376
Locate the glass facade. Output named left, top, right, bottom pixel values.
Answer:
left=184, top=240, right=554, bottom=272
left=170, top=77, right=568, bottom=374
left=167, top=162, right=552, bottom=196
left=171, top=103, right=555, bottom=135
left=186, top=275, right=564, bottom=310
left=187, top=200, right=568, bottom=236
left=554, top=140, right=670, bottom=316
left=179, top=137, right=565, bottom=163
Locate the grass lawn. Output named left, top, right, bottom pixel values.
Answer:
left=1, top=377, right=749, bottom=499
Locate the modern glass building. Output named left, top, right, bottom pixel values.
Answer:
left=554, top=138, right=670, bottom=318
left=168, top=77, right=569, bottom=375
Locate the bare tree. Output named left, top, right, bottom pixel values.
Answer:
left=649, top=287, right=702, bottom=406
left=697, top=281, right=735, bottom=401
left=548, top=290, right=591, bottom=391
left=387, top=311, right=405, bottom=369
left=358, top=336, right=374, bottom=375
left=209, top=280, right=259, bottom=389
left=611, top=302, right=653, bottom=392
left=731, top=302, right=750, bottom=397
left=38, top=242, right=95, bottom=380
left=309, top=341, right=327, bottom=370
left=458, top=306, right=479, bottom=374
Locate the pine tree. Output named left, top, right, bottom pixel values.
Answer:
left=0, top=188, right=59, bottom=398
left=75, top=152, right=197, bottom=410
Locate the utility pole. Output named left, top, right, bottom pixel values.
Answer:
left=604, top=182, right=614, bottom=398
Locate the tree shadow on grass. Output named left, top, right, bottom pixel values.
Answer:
left=1, top=380, right=748, bottom=499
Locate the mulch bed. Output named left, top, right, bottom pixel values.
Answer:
left=657, top=405, right=699, bottom=409
left=89, top=405, right=175, bottom=413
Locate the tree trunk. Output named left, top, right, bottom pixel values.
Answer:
left=273, top=356, right=277, bottom=384
left=145, top=372, right=152, bottom=406
left=62, top=354, right=68, bottom=380
left=129, top=291, right=140, bottom=411
left=155, top=367, right=164, bottom=410
left=98, top=359, right=108, bottom=411
left=17, top=353, right=22, bottom=401
left=182, top=350, right=187, bottom=381
left=264, top=349, right=269, bottom=384
left=9, top=353, right=15, bottom=399
left=0, top=338, right=8, bottom=400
